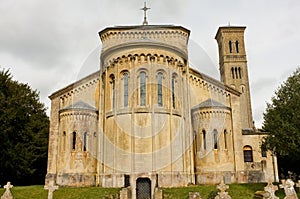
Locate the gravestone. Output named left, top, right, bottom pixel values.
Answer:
left=263, top=181, right=279, bottom=199
left=296, top=180, right=300, bottom=192
left=214, top=180, right=231, bottom=199
left=188, top=192, right=201, bottom=199
left=44, top=181, right=59, bottom=199
left=279, top=179, right=298, bottom=199
left=154, top=187, right=163, bottom=199
left=120, top=187, right=131, bottom=199
left=1, top=182, right=13, bottom=199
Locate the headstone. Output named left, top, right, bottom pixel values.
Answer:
left=44, top=181, right=59, bottom=199
left=154, top=187, right=163, bottom=199
left=296, top=180, right=300, bottom=192
left=279, top=179, right=298, bottom=199
left=119, top=187, right=131, bottom=199
left=215, top=180, right=231, bottom=199
left=254, top=191, right=270, bottom=199
left=1, top=182, right=13, bottom=199
left=263, top=181, right=279, bottom=199
left=188, top=192, right=202, bottom=199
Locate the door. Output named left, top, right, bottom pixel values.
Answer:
left=136, top=178, right=151, bottom=199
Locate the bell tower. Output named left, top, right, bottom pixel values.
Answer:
left=215, top=26, right=253, bottom=129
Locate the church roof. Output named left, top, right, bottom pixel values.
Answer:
left=99, top=25, right=190, bottom=36
left=60, top=101, right=98, bottom=112
left=192, top=98, right=229, bottom=110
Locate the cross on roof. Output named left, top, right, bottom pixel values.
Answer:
left=141, top=2, right=150, bottom=25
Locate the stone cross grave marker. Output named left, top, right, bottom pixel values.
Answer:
left=296, top=180, right=300, bottom=192
left=264, top=181, right=279, bottom=199
left=44, top=181, right=59, bottom=199
left=279, top=179, right=298, bottom=199
left=1, top=182, right=13, bottom=199
left=215, top=180, right=231, bottom=199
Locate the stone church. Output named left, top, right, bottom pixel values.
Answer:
left=45, top=11, right=278, bottom=198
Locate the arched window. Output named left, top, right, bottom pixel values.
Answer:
left=243, top=145, right=253, bottom=162
left=213, top=129, right=218, bottom=149
left=231, top=67, right=235, bottom=79
left=229, top=41, right=232, bottom=53
left=83, top=132, right=87, bottom=152
left=123, top=73, right=129, bottom=107
left=235, top=40, right=239, bottom=53
left=224, top=129, right=228, bottom=150
left=172, top=74, right=176, bottom=109
left=235, top=67, right=238, bottom=79
left=202, top=130, right=206, bottom=150
left=157, top=72, right=163, bottom=107
left=110, top=75, right=115, bottom=109
left=238, top=67, right=242, bottom=79
left=140, top=72, right=146, bottom=106
left=72, top=131, right=76, bottom=150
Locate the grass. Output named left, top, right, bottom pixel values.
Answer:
left=0, top=186, right=120, bottom=199
left=0, top=183, right=299, bottom=199
left=163, top=183, right=300, bottom=199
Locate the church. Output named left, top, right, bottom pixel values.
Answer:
left=45, top=5, right=278, bottom=198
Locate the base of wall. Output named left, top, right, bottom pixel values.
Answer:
left=46, top=173, right=96, bottom=187
left=195, top=170, right=265, bottom=184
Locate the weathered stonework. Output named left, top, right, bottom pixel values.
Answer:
left=46, top=23, right=278, bottom=199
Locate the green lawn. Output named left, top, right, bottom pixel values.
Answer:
left=0, top=183, right=299, bottom=199
left=0, top=186, right=120, bottom=199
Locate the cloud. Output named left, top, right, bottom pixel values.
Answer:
left=0, top=0, right=299, bottom=120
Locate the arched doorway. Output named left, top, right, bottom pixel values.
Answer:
left=136, top=177, right=151, bottom=199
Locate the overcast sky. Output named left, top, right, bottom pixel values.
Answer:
left=1, top=0, right=299, bottom=128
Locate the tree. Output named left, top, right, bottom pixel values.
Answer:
left=262, top=67, right=300, bottom=178
left=0, top=68, right=49, bottom=185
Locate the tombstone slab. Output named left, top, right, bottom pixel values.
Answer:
left=279, top=179, right=298, bottom=199
left=188, top=192, right=201, bottom=199
left=259, top=181, right=279, bottom=199
left=1, top=182, right=13, bottom=199
left=215, top=180, right=231, bottom=199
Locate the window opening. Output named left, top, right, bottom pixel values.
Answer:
left=213, top=129, right=218, bottom=149
left=202, top=130, right=206, bottom=150
left=124, top=73, right=129, bottom=107
left=140, top=72, right=146, bottom=106
left=229, top=41, right=232, bottom=53
left=72, top=131, right=76, bottom=150
left=235, top=40, right=239, bottom=53
left=243, top=146, right=253, bottom=162
left=224, top=130, right=228, bottom=150
left=172, top=76, right=176, bottom=108
left=83, top=132, right=87, bottom=151
left=157, top=72, right=163, bottom=107
left=110, top=75, right=115, bottom=109
left=238, top=67, right=242, bottom=78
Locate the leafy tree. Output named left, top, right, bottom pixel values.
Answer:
left=0, top=68, right=49, bottom=185
left=262, top=67, right=300, bottom=178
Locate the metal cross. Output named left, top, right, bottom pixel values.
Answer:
left=141, top=2, right=150, bottom=25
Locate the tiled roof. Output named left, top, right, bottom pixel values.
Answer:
left=60, top=101, right=97, bottom=112
left=192, top=98, right=228, bottom=110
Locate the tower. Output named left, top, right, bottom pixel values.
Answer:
left=215, top=26, right=253, bottom=129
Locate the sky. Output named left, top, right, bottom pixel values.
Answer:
left=0, top=0, right=299, bottom=128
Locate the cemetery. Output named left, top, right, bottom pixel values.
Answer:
left=1, top=180, right=300, bottom=198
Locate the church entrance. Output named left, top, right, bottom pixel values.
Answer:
left=136, top=177, right=151, bottom=199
